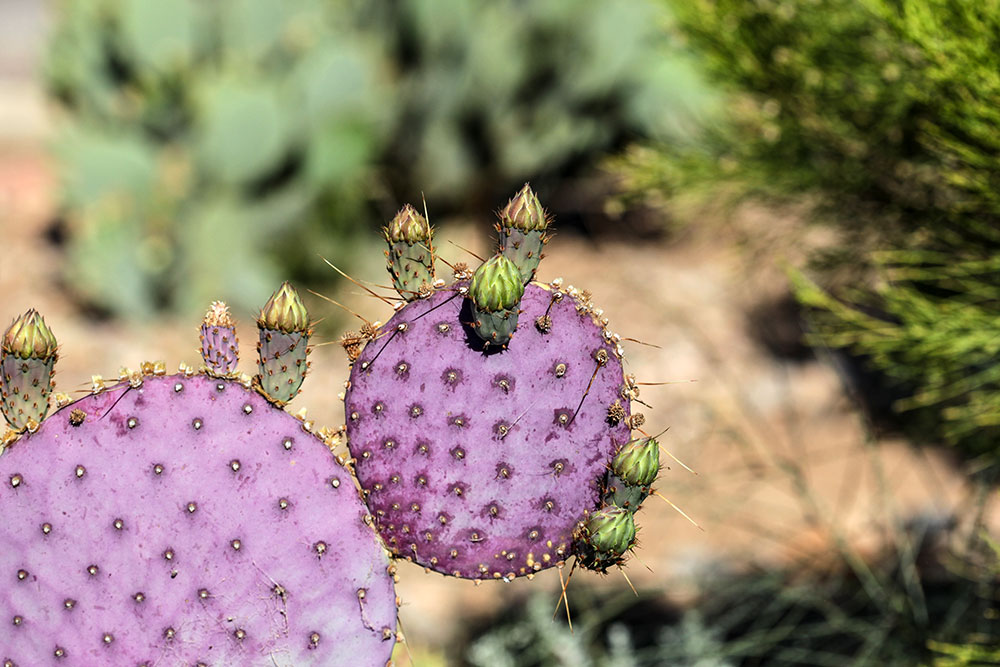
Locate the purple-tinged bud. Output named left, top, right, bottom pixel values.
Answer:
left=200, top=301, right=239, bottom=377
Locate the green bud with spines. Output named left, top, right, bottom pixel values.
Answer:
left=574, top=505, right=637, bottom=572
left=468, top=254, right=524, bottom=347
left=384, top=204, right=432, bottom=245
left=470, top=254, right=524, bottom=313
left=256, top=283, right=310, bottom=406
left=612, top=437, right=659, bottom=488
left=499, top=183, right=547, bottom=233
left=3, top=309, right=58, bottom=361
left=200, top=301, right=239, bottom=377
left=498, top=183, right=551, bottom=284
left=604, top=437, right=660, bottom=511
left=384, top=204, right=435, bottom=301
left=584, top=506, right=636, bottom=555
left=1, top=309, right=58, bottom=430
left=258, top=282, right=309, bottom=334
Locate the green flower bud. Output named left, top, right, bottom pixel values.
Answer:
left=470, top=254, right=524, bottom=313
left=259, top=282, right=309, bottom=333
left=3, top=309, right=57, bottom=360
left=584, top=506, right=636, bottom=556
left=384, top=204, right=431, bottom=245
left=499, top=184, right=547, bottom=232
left=611, top=438, right=660, bottom=488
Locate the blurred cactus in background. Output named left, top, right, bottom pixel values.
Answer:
left=360, top=0, right=713, bottom=208
left=45, top=0, right=391, bottom=317
left=45, top=0, right=710, bottom=319
left=614, top=0, right=1000, bottom=456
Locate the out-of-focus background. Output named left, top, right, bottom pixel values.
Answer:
left=2, top=0, right=999, bottom=664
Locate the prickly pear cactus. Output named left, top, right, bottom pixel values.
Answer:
left=0, top=293, right=397, bottom=666
left=344, top=186, right=657, bottom=580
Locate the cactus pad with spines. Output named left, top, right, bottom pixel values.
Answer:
left=345, top=282, right=633, bottom=579
left=0, top=370, right=397, bottom=666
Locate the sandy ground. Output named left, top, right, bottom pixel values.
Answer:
left=0, top=4, right=993, bottom=661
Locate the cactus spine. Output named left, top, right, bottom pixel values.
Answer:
left=1, top=309, right=58, bottom=431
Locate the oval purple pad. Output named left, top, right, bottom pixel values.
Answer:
left=345, top=284, right=631, bottom=579
left=0, top=374, right=396, bottom=666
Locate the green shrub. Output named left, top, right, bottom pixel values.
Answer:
left=615, top=0, right=1000, bottom=455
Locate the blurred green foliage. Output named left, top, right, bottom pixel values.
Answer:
left=46, top=0, right=390, bottom=317
left=45, top=0, right=710, bottom=318
left=615, top=0, right=1000, bottom=455
left=460, top=532, right=998, bottom=666
left=360, top=0, right=715, bottom=205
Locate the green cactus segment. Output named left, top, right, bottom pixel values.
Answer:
left=498, top=184, right=551, bottom=284
left=576, top=506, right=637, bottom=572
left=256, top=283, right=310, bottom=405
left=384, top=204, right=435, bottom=300
left=1, top=309, right=58, bottom=430
left=199, top=301, right=239, bottom=377
left=604, top=437, right=660, bottom=511
left=468, top=254, right=525, bottom=347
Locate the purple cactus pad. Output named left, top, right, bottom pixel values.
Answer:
left=0, top=374, right=396, bottom=666
left=345, top=284, right=631, bottom=579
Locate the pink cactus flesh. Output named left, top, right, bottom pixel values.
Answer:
left=345, top=283, right=631, bottom=579
left=0, top=374, right=396, bottom=666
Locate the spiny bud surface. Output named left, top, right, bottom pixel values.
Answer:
left=470, top=255, right=523, bottom=313
left=1, top=309, right=58, bottom=430
left=384, top=205, right=435, bottom=301
left=499, top=183, right=547, bottom=233
left=257, top=283, right=310, bottom=405
left=200, top=301, right=239, bottom=376
left=384, top=204, right=431, bottom=244
left=612, top=437, right=659, bottom=488
left=3, top=309, right=57, bottom=361
left=258, top=282, right=308, bottom=334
